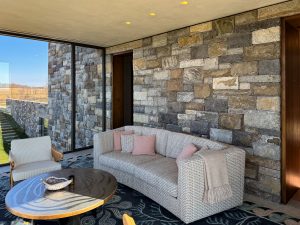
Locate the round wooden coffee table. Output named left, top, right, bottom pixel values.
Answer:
left=5, top=168, right=117, bottom=224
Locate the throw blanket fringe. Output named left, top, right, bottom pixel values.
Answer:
left=204, top=184, right=232, bottom=204
left=199, top=149, right=232, bottom=204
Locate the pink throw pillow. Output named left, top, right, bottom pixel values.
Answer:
left=176, top=143, right=198, bottom=163
left=132, top=135, right=156, bottom=156
left=113, top=130, right=134, bottom=151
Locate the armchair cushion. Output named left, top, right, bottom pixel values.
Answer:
left=11, top=136, right=52, bottom=167
left=12, top=160, right=61, bottom=182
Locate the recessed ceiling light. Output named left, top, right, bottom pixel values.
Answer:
left=149, top=12, right=156, bottom=16
left=125, top=21, right=131, bottom=25
left=180, top=1, right=189, bottom=5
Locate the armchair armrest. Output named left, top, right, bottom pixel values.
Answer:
left=9, top=151, right=15, bottom=187
left=9, top=151, right=15, bottom=170
left=51, top=147, right=64, bottom=162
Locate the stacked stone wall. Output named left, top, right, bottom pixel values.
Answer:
left=106, top=0, right=300, bottom=201
left=48, top=43, right=73, bottom=151
left=6, top=99, right=48, bottom=137
left=48, top=43, right=105, bottom=151
left=75, top=46, right=104, bottom=148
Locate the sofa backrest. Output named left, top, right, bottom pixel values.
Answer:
left=125, top=126, right=170, bottom=156
left=124, top=126, right=226, bottom=157
left=166, top=132, right=226, bottom=159
left=11, top=136, right=52, bottom=167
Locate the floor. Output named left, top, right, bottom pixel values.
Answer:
left=1, top=148, right=300, bottom=220
left=245, top=193, right=300, bottom=219
left=288, top=189, right=300, bottom=209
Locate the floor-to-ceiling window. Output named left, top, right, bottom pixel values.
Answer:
left=0, top=36, right=48, bottom=165
left=75, top=46, right=104, bottom=149
left=0, top=35, right=105, bottom=165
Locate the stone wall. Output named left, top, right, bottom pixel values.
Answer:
left=6, top=99, right=48, bottom=137
left=48, top=43, right=72, bottom=151
left=105, top=0, right=300, bottom=202
left=48, top=43, right=105, bottom=151
left=75, top=46, right=104, bottom=148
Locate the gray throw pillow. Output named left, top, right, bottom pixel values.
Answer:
left=121, top=134, right=134, bottom=153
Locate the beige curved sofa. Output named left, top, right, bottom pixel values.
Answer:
left=93, top=126, right=245, bottom=224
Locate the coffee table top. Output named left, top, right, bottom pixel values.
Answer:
left=5, top=168, right=117, bottom=220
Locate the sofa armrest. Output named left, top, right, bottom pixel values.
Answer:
left=177, top=155, right=205, bottom=219
left=177, top=146, right=245, bottom=221
left=93, top=130, right=115, bottom=168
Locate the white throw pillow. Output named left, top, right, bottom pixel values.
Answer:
left=121, top=134, right=134, bottom=153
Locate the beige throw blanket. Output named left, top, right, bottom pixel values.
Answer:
left=198, top=149, right=232, bottom=204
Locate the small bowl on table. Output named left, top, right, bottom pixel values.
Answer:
left=43, top=176, right=73, bottom=191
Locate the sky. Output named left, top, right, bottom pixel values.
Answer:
left=0, top=35, right=48, bottom=87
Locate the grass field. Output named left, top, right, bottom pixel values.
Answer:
left=0, top=128, right=8, bottom=164
left=0, top=111, right=28, bottom=164
left=0, top=85, right=48, bottom=108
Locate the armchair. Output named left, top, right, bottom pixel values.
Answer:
left=10, top=136, right=63, bottom=187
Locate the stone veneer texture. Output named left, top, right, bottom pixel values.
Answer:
left=48, top=43, right=106, bottom=151
left=48, top=43, right=72, bottom=151
left=6, top=99, right=48, bottom=137
left=105, top=0, right=300, bottom=202
left=75, top=46, right=104, bottom=148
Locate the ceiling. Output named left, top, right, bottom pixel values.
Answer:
left=0, top=0, right=288, bottom=47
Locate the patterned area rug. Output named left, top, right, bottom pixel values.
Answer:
left=0, top=152, right=299, bottom=225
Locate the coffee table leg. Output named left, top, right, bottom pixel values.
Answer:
left=59, top=215, right=81, bottom=225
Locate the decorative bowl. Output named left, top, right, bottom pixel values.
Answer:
left=43, top=176, right=73, bottom=191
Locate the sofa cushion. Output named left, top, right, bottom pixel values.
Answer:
left=125, top=126, right=170, bottom=156
left=141, top=127, right=170, bottom=156
left=121, top=134, right=134, bottom=153
left=176, top=143, right=198, bottom=164
left=114, top=130, right=134, bottom=151
left=12, top=160, right=61, bottom=182
left=134, top=157, right=178, bottom=197
left=132, top=135, right=156, bottom=156
left=166, top=132, right=226, bottom=159
left=98, top=152, right=163, bottom=174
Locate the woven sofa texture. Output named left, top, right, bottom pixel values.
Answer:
left=93, top=126, right=245, bottom=224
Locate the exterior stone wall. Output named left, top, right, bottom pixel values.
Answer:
left=106, top=0, right=300, bottom=202
left=48, top=43, right=72, bottom=151
left=6, top=99, right=48, bottom=137
left=48, top=43, right=105, bottom=151
left=75, top=46, right=104, bottom=148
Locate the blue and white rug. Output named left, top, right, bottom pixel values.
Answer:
left=0, top=152, right=299, bottom=225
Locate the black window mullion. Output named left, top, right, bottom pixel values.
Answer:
left=102, top=49, right=106, bottom=132
left=71, top=44, right=76, bottom=151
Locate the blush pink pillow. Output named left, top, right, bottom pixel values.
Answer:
left=132, top=135, right=156, bottom=156
left=176, top=143, right=198, bottom=163
left=113, top=130, right=134, bottom=151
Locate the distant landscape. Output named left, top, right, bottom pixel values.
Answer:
left=0, top=83, right=48, bottom=108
